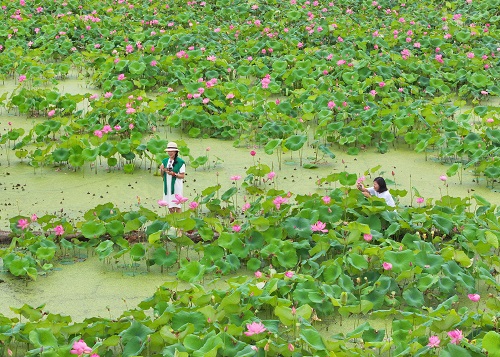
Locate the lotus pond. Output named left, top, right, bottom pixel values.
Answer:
left=0, top=0, right=500, bottom=356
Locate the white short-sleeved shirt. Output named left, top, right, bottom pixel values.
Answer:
left=367, top=187, right=395, bottom=207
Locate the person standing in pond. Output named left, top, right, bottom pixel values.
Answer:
left=356, top=176, right=396, bottom=207
left=160, top=142, right=186, bottom=213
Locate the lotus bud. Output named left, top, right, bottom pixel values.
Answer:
left=422, top=233, right=427, bottom=239
left=356, top=277, right=361, bottom=284
left=340, top=292, right=348, bottom=305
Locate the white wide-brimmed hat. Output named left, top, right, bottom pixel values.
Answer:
left=165, top=142, right=179, bottom=152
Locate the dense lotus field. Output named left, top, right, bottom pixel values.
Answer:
left=0, top=0, right=499, bottom=356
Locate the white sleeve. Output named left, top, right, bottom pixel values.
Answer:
left=367, top=187, right=376, bottom=195
left=179, top=163, right=186, bottom=174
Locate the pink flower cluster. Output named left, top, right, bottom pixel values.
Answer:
left=261, top=74, right=271, bottom=89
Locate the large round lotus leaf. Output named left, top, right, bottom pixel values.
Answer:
left=11, top=95, right=25, bottom=106
left=52, top=148, right=70, bottom=162
left=277, top=101, right=293, bottom=114
left=236, top=65, right=252, bottom=76
left=272, top=60, right=288, bottom=73
left=469, top=73, right=491, bottom=87
left=341, top=72, right=359, bottom=85
left=81, top=220, right=106, bottom=239
left=99, top=142, right=115, bottom=157
left=81, top=148, right=98, bottom=162
left=46, top=91, right=59, bottom=103
left=473, top=106, right=488, bottom=117
left=115, top=140, right=131, bottom=155
left=264, top=139, right=282, bottom=154
left=402, top=287, right=424, bottom=307
left=455, top=31, right=471, bottom=42
left=114, top=60, right=129, bottom=72
left=284, top=134, right=307, bottom=151
left=128, top=61, right=146, bottom=75
left=146, top=138, right=168, bottom=154
left=486, top=128, right=500, bottom=144
left=68, top=154, right=84, bottom=167
left=153, top=247, right=177, bottom=267
left=484, top=166, right=500, bottom=179
left=130, top=243, right=146, bottom=261
left=302, top=101, right=314, bottom=113
left=105, top=221, right=124, bottom=237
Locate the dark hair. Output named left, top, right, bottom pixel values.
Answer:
left=173, top=151, right=179, bottom=165
left=373, top=177, right=388, bottom=193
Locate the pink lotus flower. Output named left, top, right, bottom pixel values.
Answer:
left=328, top=101, right=336, bottom=109
left=17, top=218, right=29, bottom=230
left=416, top=197, right=424, bottom=204
left=70, top=339, right=92, bottom=355
left=172, top=194, right=188, bottom=205
left=94, top=130, right=103, bottom=138
left=363, top=234, right=372, bottom=242
left=467, top=293, right=480, bottom=302
left=311, top=221, right=328, bottom=232
left=379, top=81, right=386, bottom=87
left=230, top=175, right=241, bottom=181
left=439, top=175, right=447, bottom=181
left=117, top=74, right=126, bottom=80
left=322, top=196, right=331, bottom=204
left=128, top=123, right=134, bottom=129
left=189, top=201, right=199, bottom=210
left=254, top=271, right=262, bottom=278
left=48, top=110, right=56, bottom=117
left=356, top=176, right=366, bottom=184
left=114, top=125, right=121, bottom=131
left=288, top=343, right=294, bottom=351
left=54, top=225, right=65, bottom=236
left=486, top=118, right=494, bottom=123
left=427, top=335, right=440, bottom=348
left=382, top=262, right=392, bottom=270
left=102, top=125, right=112, bottom=133
left=31, top=214, right=38, bottom=222
left=232, top=225, right=241, bottom=232
left=244, top=321, right=266, bottom=336
left=226, top=93, right=235, bottom=99
left=242, top=202, right=251, bottom=212
left=250, top=150, right=256, bottom=156
left=19, top=75, right=27, bottom=82
left=447, top=329, right=464, bottom=345
left=267, top=172, right=276, bottom=180
left=273, top=196, right=288, bottom=209
left=157, top=200, right=168, bottom=207
left=150, top=60, right=157, bottom=66
left=104, top=92, right=113, bottom=98
left=285, top=271, right=294, bottom=278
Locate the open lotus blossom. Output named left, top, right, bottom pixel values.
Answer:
left=70, top=339, right=92, bottom=355
left=242, top=202, right=251, bottom=212
left=356, top=176, right=366, bottom=184
left=382, top=262, right=393, bottom=270
left=363, top=233, right=372, bottom=242
left=254, top=271, right=262, bottom=278
left=322, top=196, right=331, bottom=204
left=467, top=293, right=480, bottom=302
left=284, top=271, right=294, bottom=278
left=311, top=221, right=328, bottom=232
left=19, top=75, right=27, bottom=82
left=267, top=172, right=276, bottom=180
left=230, top=175, right=241, bottom=181
left=172, top=194, right=188, bottom=205
left=31, top=214, right=38, bottom=222
left=54, top=225, right=65, bottom=236
left=188, top=201, right=199, bottom=210
left=244, top=321, right=266, bottom=336
left=232, top=225, right=241, bottom=232
left=427, top=335, right=440, bottom=348
left=157, top=200, right=168, bottom=207
left=17, top=218, right=29, bottom=230
left=416, top=197, right=424, bottom=204
left=447, top=329, right=464, bottom=344
left=273, top=196, right=288, bottom=209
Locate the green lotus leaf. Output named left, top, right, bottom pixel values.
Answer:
left=95, top=240, right=114, bottom=260
left=342, top=71, right=359, bottom=85
left=283, top=216, right=312, bottom=238
left=82, top=148, right=98, bottom=162
left=455, top=31, right=471, bottom=43
left=105, top=220, right=124, bottom=237
left=482, top=331, right=500, bottom=357
left=469, top=73, right=491, bottom=88
left=68, top=154, right=84, bottom=168
left=264, top=139, right=282, bottom=155
left=177, top=259, right=205, bottom=283
left=153, top=247, right=178, bottom=267
left=276, top=243, right=298, bottom=268
left=116, top=139, right=131, bottom=155
left=146, top=138, right=168, bottom=155
left=114, top=60, right=129, bottom=72
left=221, top=187, right=237, bottom=201
left=29, top=328, right=58, bottom=348
left=402, top=287, right=424, bottom=307
left=129, top=243, right=146, bottom=261
left=81, top=220, right=106, bottom=239
left=99, top=142, right=116, bottom=157
left=284, top=134, right=307, bottom=151
left=384, top=250, right=415, bottom=273
left=129, top=60, right=146, bottom=75
left=300, top=327, right=326, bottom=351
left=246, top=257, right=261, bottom=271
left=46, top=120, right=61, bottom=132
left=52, top=148, right=70, bottom=162
left=36, top=247, right=55, bottom=261
left=119, top=321, right=153, bottom=357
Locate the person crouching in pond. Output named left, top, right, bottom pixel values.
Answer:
left=160, top=142, right=186, bottom=213
left=356, top=176, right=396, bottom=207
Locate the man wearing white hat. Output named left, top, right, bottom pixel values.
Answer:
left=160, top=142, right=186, bottom=213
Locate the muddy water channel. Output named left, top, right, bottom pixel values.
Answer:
left=0, top=80, right=499, bottom=322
